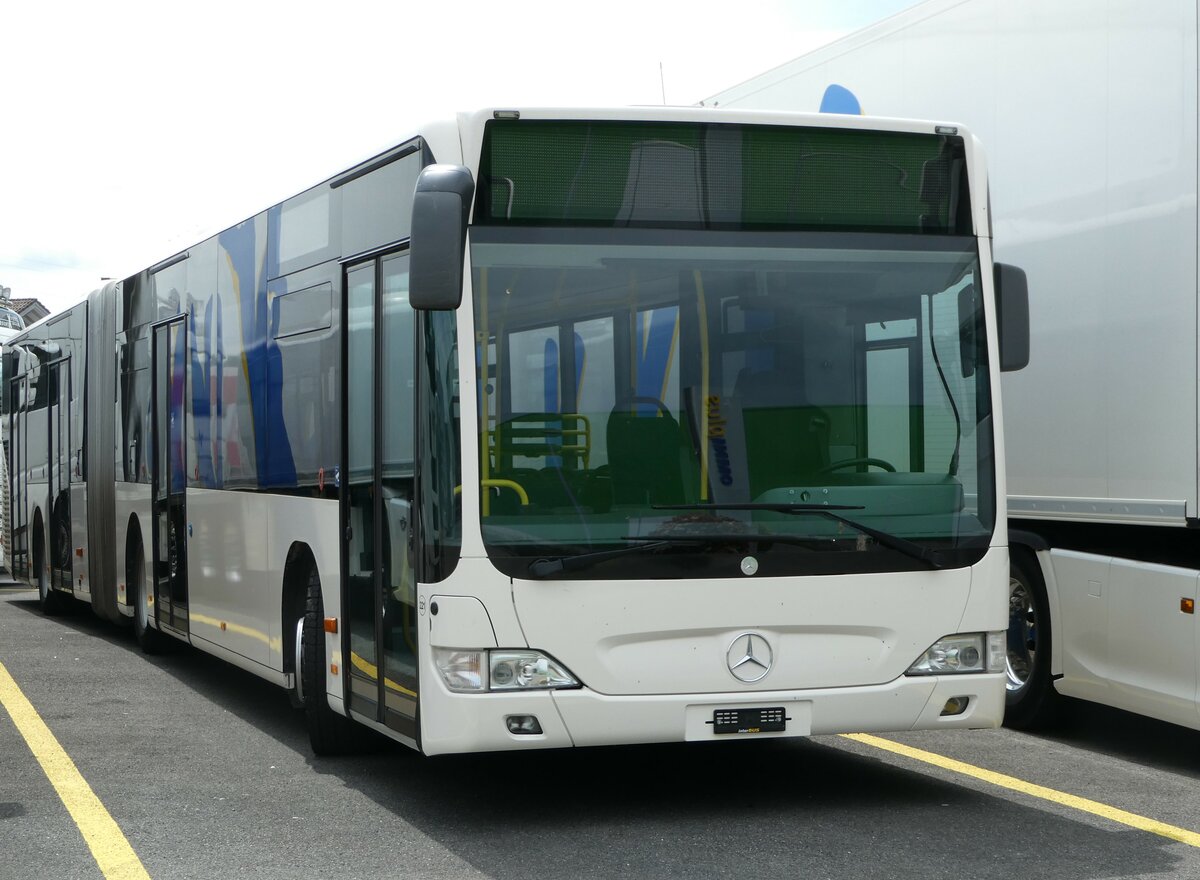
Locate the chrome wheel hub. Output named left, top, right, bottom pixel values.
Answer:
left=1006, top=575, right=1037, bottom=692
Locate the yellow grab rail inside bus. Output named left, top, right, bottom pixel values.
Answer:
left=454, top=480, right=530, bottom=506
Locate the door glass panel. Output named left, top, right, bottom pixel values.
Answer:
left=152, top=320, right=189, bottom=631
left=380, top=254, right=417, bottom=727
left=345, top=265, right=379, bottom=714
left=155, top=337, right=169, bottom=502
left=168, top=322, right=188, bottom=619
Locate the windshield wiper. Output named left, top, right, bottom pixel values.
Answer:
left=527, top=540, right=679, bottom=579
left=527, top=530, right=826, bottom=579
left=653, top=503, right=946, bottom=570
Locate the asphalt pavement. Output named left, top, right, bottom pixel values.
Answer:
left=2, top=586, right=1199, bottom=880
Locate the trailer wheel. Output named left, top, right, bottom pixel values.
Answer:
left=300, top=567, right=361, bottom=755
left=1004, top=551, right=1060, bottom=729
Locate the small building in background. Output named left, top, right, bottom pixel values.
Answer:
left=4, top=297, right=50, bottom=327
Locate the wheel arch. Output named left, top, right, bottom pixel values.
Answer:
left=124, top=514, right=145, bottom=602
left=281, top=541, right=317, bottom=678
left=31, top=506, right=45, bottom=580
left=1008, top=530, right=1062, bottom=679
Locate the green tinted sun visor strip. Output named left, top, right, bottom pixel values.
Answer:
left=475, top=119, right=972, bottom=234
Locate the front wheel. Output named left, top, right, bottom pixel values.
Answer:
left=1004, top=551, right=1061, bottom=729
left=300, top=568, right=363, bottom=755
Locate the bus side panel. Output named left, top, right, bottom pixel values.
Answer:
left=187, top=491, right=339, bottom=675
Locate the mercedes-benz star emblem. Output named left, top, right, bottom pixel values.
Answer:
left=726, top=632, right=773, bottom=683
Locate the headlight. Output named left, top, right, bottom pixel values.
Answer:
left=434, top=648, right=581, bottom=692
left=907, top=632, right=1005, bottom=676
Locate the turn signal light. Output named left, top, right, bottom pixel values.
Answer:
left=1182, top=598, right=1195, bottom=615
left=324, top=618, right=338, bottom=633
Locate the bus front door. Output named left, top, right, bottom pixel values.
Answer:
left=151, top=318, right=189, bottom=637
left=343, top=254, right=419, bottom=744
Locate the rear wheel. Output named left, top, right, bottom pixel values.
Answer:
left=34, top=524, right=63, bottom=615
left=1004, top=550, right=1061, bottom=729
left=132, top=542, right=169, bottom=654
left=300, top=567, right=362, bottom=755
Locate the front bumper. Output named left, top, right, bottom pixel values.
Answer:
left=418, top=672, right=1005, bottom=755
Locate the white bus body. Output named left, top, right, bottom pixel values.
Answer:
left=5, top=106, right=1023, bottom=754
left=708, top=0, right=1200, bottom=730
left=0, top=307, right=26, bottom=570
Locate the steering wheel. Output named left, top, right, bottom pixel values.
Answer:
left=816, top=457, right=897, bottom=474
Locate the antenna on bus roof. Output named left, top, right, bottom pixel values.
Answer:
left=659, top=62, right=667, bottom=105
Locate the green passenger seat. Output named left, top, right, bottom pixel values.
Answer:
left=606, top=401, right=688, bottom=506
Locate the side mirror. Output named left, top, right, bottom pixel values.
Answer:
left=410, top=165, right=475, bottom=311
left=994, top=262, right=1029, bottom=372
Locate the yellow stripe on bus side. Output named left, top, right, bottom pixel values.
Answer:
left=0, top=660, right=151, bottom=879
left=844, top=733, right=1200, bottom=848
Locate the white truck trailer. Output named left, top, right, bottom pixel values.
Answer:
left=708, top=0, right=1200, bottom=731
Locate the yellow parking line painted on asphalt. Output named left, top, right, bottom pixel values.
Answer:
left=0, top=660, right=151, bottom=879
left=844, top=732, right=1200, bottom=848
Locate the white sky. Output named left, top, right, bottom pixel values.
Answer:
left=0, top=0, right=920, bottom=315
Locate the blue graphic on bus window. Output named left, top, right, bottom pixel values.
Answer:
left=218, top=221, right=296, bottom=488
left=189, top=295, right=225, bottom=488
left=543, top=337, right=562, bottom=466
left=819, top=84, right=863, bottom=115
left=540, top=333, right=586, bottom=467
left=635, top=307, right=677, bottom=413
left=543, top=337, right=559, bottom=412
left=573, top=331, right=584, bottom=403
left=170, top=326, right=187, bottom=492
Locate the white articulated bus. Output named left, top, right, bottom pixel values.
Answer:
left=5, top=106, right=1028, bottom=755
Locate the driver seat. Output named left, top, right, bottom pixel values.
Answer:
left=735, top=368, right=831, bottom=497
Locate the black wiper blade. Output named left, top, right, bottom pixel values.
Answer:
left=654, top=502, right=865, bottom=513
left=652, top=503, right=945, bottom=569
left=527, top=540, right=677, bottom=579
left=805, top=509, right=946, bottom=569
left=622, top=532, right=817, bottom=548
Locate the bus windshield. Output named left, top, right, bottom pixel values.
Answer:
left=470, top=227, right=994, bottom=579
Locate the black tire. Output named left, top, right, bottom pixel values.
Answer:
left=301, top=567, right=362, bottom=755
left=132, top=543, right=169, bottom=654
left=1004, top=550, right=1061, bottom=729
left=52, top=497, right=72, bottom=572
left=34, top=525, right=63, bottom=616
